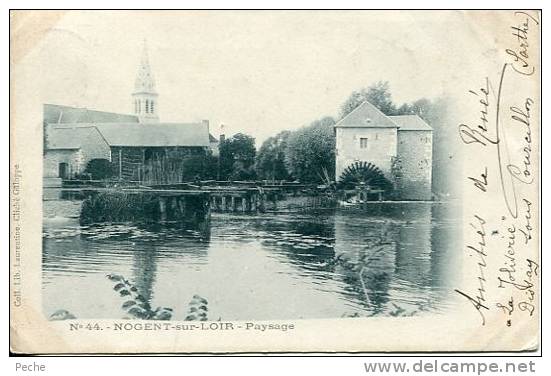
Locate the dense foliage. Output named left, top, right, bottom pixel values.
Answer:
left=219, top=133, right=257, bottom=181
left=255, top=131, right=291, bottom=181
left=340, top=81, right=398, bottom=118
left=84, top=158, right=113, bottom=180
left=284, top=117, right=336, bottom=183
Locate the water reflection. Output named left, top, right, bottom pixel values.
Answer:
left=248, top=203, right=461, bottom=316
left=42, top=221, right=209, bottom=317
left=42, top=200, right=460, bottom=319
left=255, top=213, right=336, bottom=268
left=131, top=242, right=157, bottom=303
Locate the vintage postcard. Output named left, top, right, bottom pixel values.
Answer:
left=10, top=10, right=540, bottom=354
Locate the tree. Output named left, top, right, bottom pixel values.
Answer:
left=255, top=131, right=291, bottom=181
left=180, top=153, right=218, bottom=181
left=409, top=98, right=433, bottom=119
left=340, top=81, right=397, bottom=118
left=407, top=97, right=459, bottom=197
left=201, top=152, right=219, bottom=180
left=84, top=158, right=113, bottom=180
left=285, top=117, right=336, bottom=183
left=219, top=133, right=257, bottom=181
left=396, top=102, right=414, bottom=115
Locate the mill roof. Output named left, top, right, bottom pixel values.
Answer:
left=390, top=115, right=433, bottom=131
left=50, top=122, right=210, bottom=148
left=334, top=101, right=398, bottom=128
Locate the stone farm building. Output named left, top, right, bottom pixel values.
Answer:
left=45, top=118, right=212, bottom=182
left=335, top=101, right=433, bottom=200
left=43, top=42, right=218, bottom=184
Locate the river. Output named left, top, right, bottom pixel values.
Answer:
left=43, top=200, right=461, bottom=320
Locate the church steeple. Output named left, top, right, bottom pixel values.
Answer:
left=132, top=39, right=159, bottom=123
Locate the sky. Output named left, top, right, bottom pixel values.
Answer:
left=28, top=10, right=497, bottom=145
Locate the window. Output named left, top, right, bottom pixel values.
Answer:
left=360, top=138, right=368, bottom=149
left=145, top=99, right=149, bottom=114
left=150, top=100, right=154, bottom=113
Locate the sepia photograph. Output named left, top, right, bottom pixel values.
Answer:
left=10, top=9, right=540, bottom=354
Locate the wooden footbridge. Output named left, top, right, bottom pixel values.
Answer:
left=44, top=179, right=327, bottom=236
left=143, top=181, right=305, bottom=213
left=144, top=185, right=329, bottom=215
left=44, top=180, right=293, bottom=226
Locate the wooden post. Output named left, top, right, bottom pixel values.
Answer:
left=118, top=149, right=122, bottom=180
left=198, top=193, right=211, bottom=239
left=271, top=193, right=277, bottom=210
left=221, top=196, right=226, bottom=212
left=251, top=194, right=257, bottom=212
left=178, top=197, right=187, bottom=216
left=203, top=194, right=211, bottom=219
left=231, top=196, right=236, bottom=212
left=141, top=148, right=146, bottom=184
left=241, top=197, right=246, bottom=212
left=171, top=197, right=179, bottom=220
left=159, top=197, right=167, bottom=223
left=259, top=193, right=266, bottom=212
left=211, top=196, right=216, bottom=212
left=182, top=197, right=187, bottom=216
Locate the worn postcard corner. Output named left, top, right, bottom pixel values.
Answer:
left=10, top=10, right=540, bottom=354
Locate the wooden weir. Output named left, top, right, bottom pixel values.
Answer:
left=46, top=186, right=275, bottom=226
left=204, top=187, right=269, bottom=213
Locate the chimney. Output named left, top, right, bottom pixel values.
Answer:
left=201, top=120, right=210, bottom=146
left=202, top=119, right=209, bottom=133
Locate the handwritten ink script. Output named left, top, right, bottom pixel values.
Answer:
left=456, top=11, right=539, bottom=328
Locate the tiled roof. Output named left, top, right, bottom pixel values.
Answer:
left=47, top=126, right=104, bottom=149
left=334, top=101, right=398, bottom=128
left=51, top=122, right=210, bottom=148
left=44, top=104, right=139, bottom=125
left=390, top=115, right=433, bottom=131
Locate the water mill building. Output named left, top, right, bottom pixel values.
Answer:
left=334, top=101, right=433, bottom=200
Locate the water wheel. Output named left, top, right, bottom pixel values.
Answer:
left=338, top=161, right=393, bottom=191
